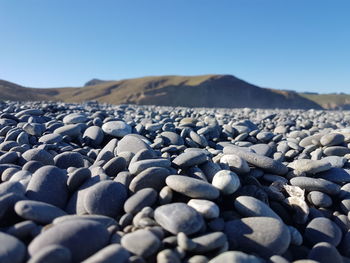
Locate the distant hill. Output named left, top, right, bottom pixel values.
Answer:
left=0, top=75, right=324, bottom=109
left=300, top=93, right=350, bottom=109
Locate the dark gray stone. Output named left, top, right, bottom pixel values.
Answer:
left=290, top=176, right=340, bottom=195
left=129, top=167, right=170, bottom=192
left=304, top=217, right=342, bottom=246
left=124, top=188, right=158, bottom=214
left=28, top=245, right=71, bottom=263
left=54, top=152, right=84, bottom=169
left=0, top=231, right=26, bottom=263
left=172, top=151, right=208, bottom=168
left=22, top=148, right=54, bottom=165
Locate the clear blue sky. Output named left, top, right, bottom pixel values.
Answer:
left=1, top=0, right=349, bottom=93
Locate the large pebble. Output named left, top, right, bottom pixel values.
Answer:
left=154, top=203, right=204, bottom=235
left=166, top=175, right=220, bottom=200
left=129, top=158, right=171, bottom=174
left=82, top=244, right=130, bottom=263
left=304, top=217, right=342, bottom=246
left=124, top=188, right=158, bottom=214
left=28, top=245, right=71, bottom=263
left=290, top=176, right=340, bottom=195
left=172, top=151, right=208, bottom=168
left=116, top=134, right=153, bottom=155
left=102, top=121, right=131, bottom=137
left=129, top=167, right=170, bottom=192
left=187, top=199, right=219, bottom=219
left=22, top=148, right=54, bottom=165
left=54, top=152, right=84, bottom=169
left=225, top=217, right=291, bottom=258
left=0, top=232, right=26, bottom=263
left=212, top=170, right=240, bottom=195
left=28, top=219, right=110, bottom=262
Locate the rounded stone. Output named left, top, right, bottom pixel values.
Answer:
left=121, top=229, right=161, bottom=258
left=0, top=231, right=26, bottom=263
left=209, top=251, right=263, bottom=263
left=172, top=151, right=208, bottom=168
left=308, top=242, right=343, bottom=263
left=28, top=219, right=110, bottom=262
left=54, top=152, right=84, bottom=169
left=124, top=188, right=158, bottom=214
left=224, top=217, right=291, bottom=258
left=38, top=133, right=63, bottom=144
left=116, top=134, right=153, bottom=155
left=187, top=199, right=219, bottom=219
left=154, top=203, right=204, bottom=235
left=290, top=176, right=340, bottom=195
left=26, top=165, right=68, bottom=209
left=166, top=175, right=220, bottom=200
left=234, top=195, right=281, bottom=220
left=128, top=159, right=171, bottom=175
left=129, top=167, right=170, bottom=192
left=63, top=113, right=88, bottom=124
left=102, top=121, right=132, bottom=137
left=304, top=217, right=342, bottom=246
left=83, top=126, right=104, bottom=146
left=212, top=170, right=240, bottom=195
left=320, top=133, right=345, bottom=146
left=27, top=245, right=71, bottom=263
left=83, top=244, right=130, bottom=263
left=22, top=148, right=54, bottom=165
left=191, top=232, right=227, bottom=253
left=220, top=154, right=250, bottom=174
left=307, top=191, right=333, bottom=207
left=84, top=181, right=127, bottom=218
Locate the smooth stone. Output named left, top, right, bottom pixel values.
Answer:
left=84, top=180, right=127, bottom=217
left=67, top=167, right=91, bottom=192
left=250, top=143, right=273, bottom=156
left=22, top=160, right=45, bottom=173
left=103, top=157, right=126, bottom=177
left=38, top=133, right=63, bottom=144
left=9, top=170, right=32, bottom=188
left=220, top=154, right=250, bottom=174
left=95, top=138, right=118, bottom=163
left=129, top=159, right=171, bottom=175
left=191, top=232, right=227, bottom=253
left=307, top=191, right=333, bottom=207
left=26, top=165, right=68, bottom=208
left=0, top=193, right=25, bottom=227
left=1, top=167, right=20, bottom=181
left=177, top=232, right=197, bottom=250
left=324, top=146, right=350, bottom=156
left=121, top=229, right=161, bottom=258
left=63, top=113, right=88, bottom=124
left=305, top=217, right=342, bottom=246
left=157, top=249, right=181, bottom=263
left=322, top=156, right=346, bottom=168
left=124, top=188, right=158, bottom=214
left=289, top=159, right=332, bottom=174
left=0, top=151, right=19, bottom=164
left=54, top=152, right=84, bottom=169
left=129, top=167, right=170, bottom=192
left=14, top=200, right=67, bottom=224
left=172, top=151, right=208, bottom=168
left=27, top=245, right=71, bottom=263
left=154, top=203, right=204, bottom=235
left=290, top=176, right=340, bottom=195
left=28, top=219, right=110, bottom=262
left=318, top=168, right=350, bottom=183
left=22, top=148, right=54, bottom=165
left=224, top=145, right=288, bottom=175
left=187, top=199, right=219, bottom=219
left=6, top=220, right=37, bottom=240
left=53, top=214, right=117, bottom=228
left=320, top=133, right=345, bottom=146
left=0, top=231, right=26, bottom=263
left=211, top=170, right=240, bottom=195
left=0, top=181, right=25, bottom=196
left=116, top=135, right=153, bottom=155
left=224, top=217, right=291, bottom=258
left=83, top=126, right=104, bottom=146
left=166, top=175, right=220, bottom=200
left=54, top=124, right=81, bottom=137
left=234, top=195, right=281, bottom=220
left=308, top=242, right=343, bottom=263
left=82, top=244, right=130, bottom=263
left=161, top=131, right=184, bottom=146
left=102, top=121, right=132, bottom=137
left=209, top=251, right=263, bottom=263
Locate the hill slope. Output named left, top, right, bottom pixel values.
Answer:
left=0, top=75, right=322, bottom=109
left=300, top=93, right=350, bottom=109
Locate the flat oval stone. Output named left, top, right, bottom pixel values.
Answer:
left=318, top=168, right=350, bottom=183
left=63, top=113, right=88, bottom=124
left=102, top=121, right=131, bottom=137
left=27, top=245, right=71, bottom=263
left=22, top=148, right=54, bottom=165
left=67, top=167, right=91, bottom=192
left=54, top=124, right=81, bottom=137
left=224, top=145, right=288, bottom=175
left=191, top=232, right=227, bottom=253
left=224, top=217, right=291, bottom=258
left=54, top=152, right=84, bottom=169
left=121, top=229, right=161, bottom=258
left=53, top=214, right=117, bottom=228
left=129, top=159, right=171, bottom=175
left=212, top=170, right=241, bottom=195
left=38, top=133, right=63, bottom=144
left=161, top=131, right=184, bottom=146
left=307, top=191, right=332, bottom=207
left=324, top=146, right=350, bottom=156
left=124, top=188, right=158, bottom=214
left=304, top=217, right=342, bottom=246
left=102, top=157, right=126, bottom=177
left=129, top=167, right=170, bottom=192
left=320, top=133, right=345, bottom=146
left=209, top=251, right=262, bottom=263
left=14, top=200, right=67, bottom=224
left=116, top=134, right=153, bottom=155
left=234, top=195, right=281, bottom=220
left=82, top=244, right=130, bottom=263
left=289, top=159, right=332, bottom=174
left=26, top=165, right=68, bottom=208
left=28, top=219, right=110, bottom=262
left=0, top=232, right=26, bottom=263
left=290, top=176, right=340, bottom=195
left=172, top=151, right=208, bottom=168
left=166, top=175, right=220, bottom=200
left=187, top=199, right=219, bottom=219
left=154, top=203, right=204, bottom=235
left=220, top=154, right=250, bottom=174
left=84, top=181, right=127, bottom=218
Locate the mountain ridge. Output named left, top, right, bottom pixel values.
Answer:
left=0, top=74, right=334, bottom=109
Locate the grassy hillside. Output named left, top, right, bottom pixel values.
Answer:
left=0, top=75, right=323, bottom=109
left=300, top=93, right=350, bottom=109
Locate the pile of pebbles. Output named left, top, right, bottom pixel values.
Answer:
left=1, top=101, right=350, bottom=263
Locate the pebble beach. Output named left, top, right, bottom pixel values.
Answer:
left=1, top=100, right=350, bottom=263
